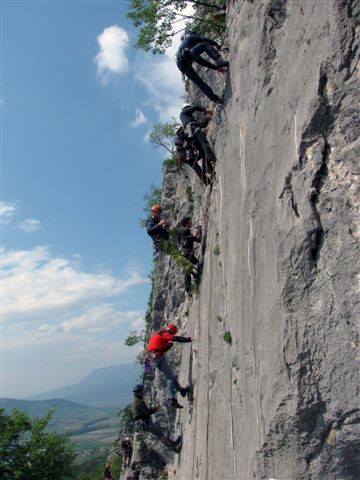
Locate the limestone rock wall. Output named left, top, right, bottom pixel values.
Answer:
left=171, top=1, right=359, bottom=479
left=123, top=1, right=359, bottom=479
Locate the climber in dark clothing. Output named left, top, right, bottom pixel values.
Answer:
left=146, top=204, right=195, bottom=272
left=121, top=437, right=133, bottom=468
left=180, top=104, right=216, bottom=175
left=179, top=218, right=202, bottom=294
left=132, top=384, right=182, bottom=452
left=146, top=204, right=170, bottom=248
left=174, top=126, right=213, bottom=185
left=174, top=126, right=203, bottom=181
left=176, top=31, right=228, bottom=102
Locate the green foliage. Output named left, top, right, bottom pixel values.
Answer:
left=139, top=182, right=162, bottom=228
left=157, top=468, right=169, bottom=480
left=145, top=311, right=152, bottom=325
left=127, top=0, right=226, bottom=54
left=0, top=407, right=76, bottom=480
left=213, top=244, right=220, bottom=256
left=191, top=282, right=199, bottom=295
left=158, top=239, right=194, bottom=271
left=185, top=186, right=193, bottom=202
left=149, top=119, right=179, bottom=155
left=74, top=452, right=107, bottom=480
left=75, top=452, right=123, bottom=480
left=108, top=455, right=122, bottom=479
left=223, top=330, right=232, bottom=345
left=169, top=225, right=181, bottom=244
left=163, top=156, right=178, bottom=170
left=119, top=404, right=135, bottom=435
left=124, top=330, right=145, bottom=347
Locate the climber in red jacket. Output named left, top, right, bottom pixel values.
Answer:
left=104, top=463, right=112, bottom=480
left=146, top=323, right=192, bottom=408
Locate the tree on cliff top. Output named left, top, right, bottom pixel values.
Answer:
left=149, top=118, right=179, bottom=156
left=127, top=0, right=226, bottom=54
left=0, top=408, right=76, bottom=480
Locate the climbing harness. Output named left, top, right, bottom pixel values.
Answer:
left=144, top=353, right=156, bottom=379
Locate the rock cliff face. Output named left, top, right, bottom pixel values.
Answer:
left=126, top=1, right=359, bottom=479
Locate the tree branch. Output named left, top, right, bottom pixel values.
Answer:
left=163, top=0, right=224, bottom=10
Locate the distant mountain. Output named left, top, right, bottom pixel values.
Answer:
left=1, top=397, right=120, bottom=450
left=28, top=363, right=141, bottom=410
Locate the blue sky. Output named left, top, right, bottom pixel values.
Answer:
left=1, top=0, right=186, bottom=397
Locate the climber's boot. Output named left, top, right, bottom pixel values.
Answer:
left=216, top=57, right=229, bottom=69
left=169, top=398, right=183, bottom=409
left=173, top=436, right=182, bottom=453
left=180, top=386, right=190, bottom=397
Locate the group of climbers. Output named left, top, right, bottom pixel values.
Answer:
left=175, top=29, right=228, bottom=185
left=107, top=322, right=193, bottom=476
left=147, top=204, right=202, bottom=294
left=133, top=322, right=193, bottom=453
left=109, top=27, right=228, bottom=476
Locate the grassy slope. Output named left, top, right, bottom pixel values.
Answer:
left=1, top=397, right=122, bottom=450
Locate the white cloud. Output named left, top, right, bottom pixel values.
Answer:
left=0, top=201, right=16, bottom=223
left=1, top=245, right=148, bottom=318
left=61, top=305, right=143, bottom=333
left=131, top=316, right=146, bottom=330
left=134, top=54, right=184, bottom=122
left=18, top=217, right=41, bottom=233
left=130, top=108, right=147, bottom=127
left=1, top=245, right=148, bottom=396
left=95, top=25, right=129, bottom=84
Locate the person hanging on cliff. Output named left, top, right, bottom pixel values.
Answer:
left=104, top=463, right=112, bottom=480
left=146, top=323, right=192, bottom=409
left=146, top=204, right=196, bottom=273
left=132, top=384, right=182, bottom=452
left=174, top=126, right=213, bottom=185
left=176, top=31, right=228, bottom=103
left=179, top=217, right=203, bottom=294
left=121, top=436, right=133, bottom=468
left=180, top=104, right=216, bottom=179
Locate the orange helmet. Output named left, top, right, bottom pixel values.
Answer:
left=151, top=204, right=162, bottom=213
left=167, top=323, right=177, bottom=334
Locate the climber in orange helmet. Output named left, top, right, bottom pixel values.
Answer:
left=146, top=323, right=192, bottom=408
left=146, top=204, right=170, bottom=248
left=145, top=204, right=197, bottom=277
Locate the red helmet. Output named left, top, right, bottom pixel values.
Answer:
left=167, top=323, right=177, bottom=334
left=151, top=204, right=162, bottom=213
left=105, top=463, right=111, bottom=469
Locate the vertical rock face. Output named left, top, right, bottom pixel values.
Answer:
left=132, top=1, right=359, bottom=479
left=170, top=1, right=359, bottom=479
